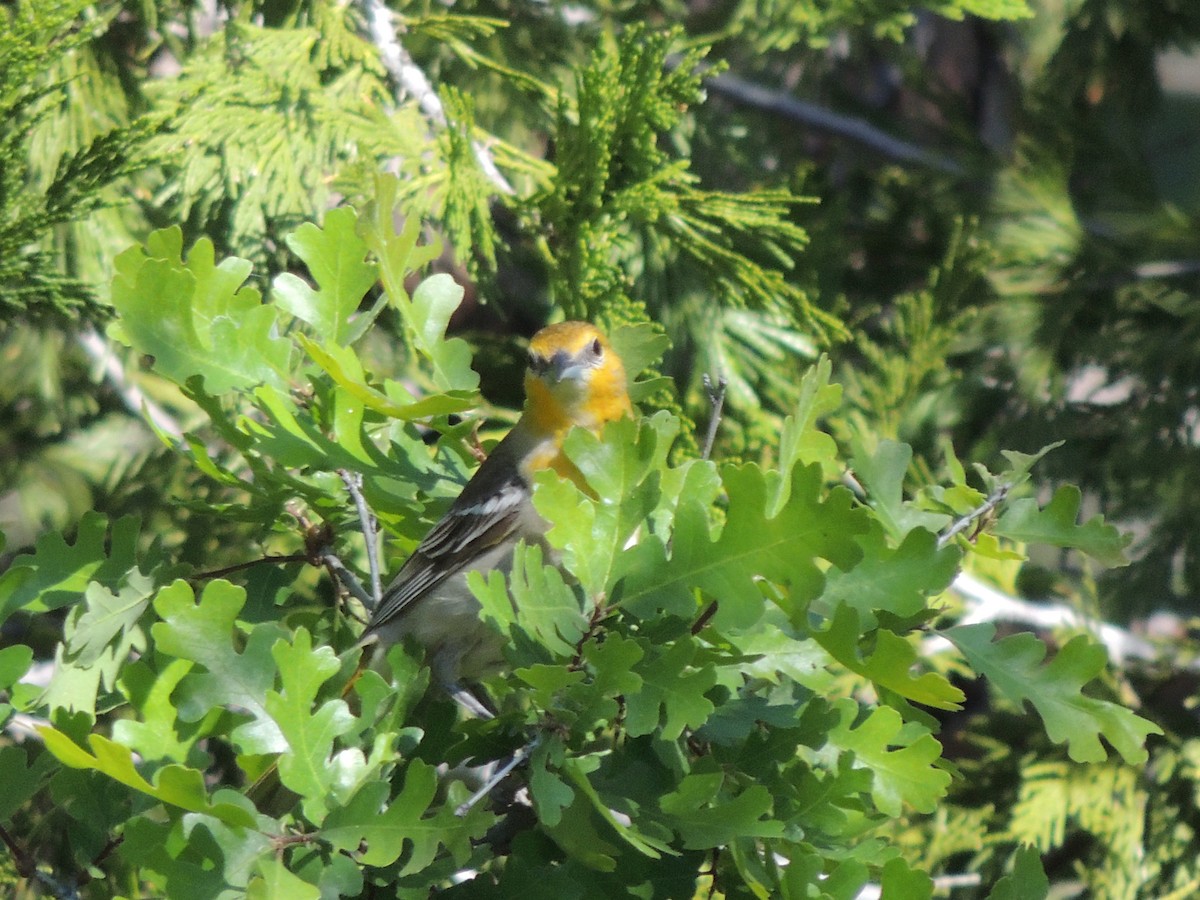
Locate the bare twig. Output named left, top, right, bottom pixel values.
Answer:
left=339, top=469, right=382, bottom=604
left=700, top=374, right=727, bottom=462
left=78, top=327, right=183, bottom=439
left=191, top=553, right=309, bottom=582
left=936, top=483, right=1010, bottom=550
left=702, top=71, right=965, bottom=176
left=320, top=549, right=375, bottom=612
left=691, top=601, right=718, bottom=636
left=455, top=735, right=540, bottom=817
left=359, top=0, right=514, bottom=196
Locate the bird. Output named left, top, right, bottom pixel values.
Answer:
left=359, top=320, right=633, bottom=689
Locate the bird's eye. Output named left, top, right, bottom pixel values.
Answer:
left=528, top=353, right=545, bottom=373
left=591, top=338, right=603, bottom=357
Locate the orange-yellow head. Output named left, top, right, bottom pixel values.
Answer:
left=522, top=321, right=632, bottom=435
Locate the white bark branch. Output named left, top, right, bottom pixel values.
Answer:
left=360, top=0, right=514, bottom=196
left=78, top=328, right=183, bottom=439
left=925, top=570, right=1180, bottom=669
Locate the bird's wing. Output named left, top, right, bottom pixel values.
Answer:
left=364, top=460, right=532, bottom=634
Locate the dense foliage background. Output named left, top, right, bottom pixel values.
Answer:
left=2, top=0, right=1199, bottom=897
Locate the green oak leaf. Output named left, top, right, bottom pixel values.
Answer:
left=38, top=727, right=256, bottom=827
left=0, top=643, right=33, bottom=691
left=529, top=738, right=575, bottom=828
left=108, top=228, right=292, bottom=394
left=943, top=624, right=1161, bottom=764
left=151, top=580, right=286, bottom=754
left=265, top=628, right=355, bottom=823
left=622, top=462, right=868, bottom=630
left=561, top=753, right=672, bottom=858
left=826, top=700, right=951, bottom=816
left=879, top=857, right=933, bottom=899
left=0, top=511, right=140, bottom=621
left=850, top=439, right=950, bottom=539
left=536, top=413, right=675, bottom=598
left=726, top=625, right=836, bottom=691
left=274, top=206, right=377, bottom=346
left=472, top=543, right=588, bottom=662
left=66, top=568, right=155, bottom=666
left=608, top=322, right=673, bottom=402
left=0, top=745, right=54, bottom=822
left=295, top=336, right=475, bottom=421
left=113, top=658, right=205, bottom=764
left=819, top=524, right=960, bottom=627
left=994, top=485, right=1130, bottom=567
left=658, top=772, right=785, bottom=849
left=624, top=641, right=716, bottom=740
left=816, top=605, right=964, bottom=710
left=322, top=761, right=489, bottom=873
left=767, top=355, right=843, bottom=511
left=247, top=857, right=321, bottom=900
left=987, top=845, right=1049, bottom=900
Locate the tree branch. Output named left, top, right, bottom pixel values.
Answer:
left=925, top=570, right=1182, bottom=669
left=702, top=71, right=965, bottom=176
left=359, top=0, right=514, bottom=196
left=339, top=468, right=382, bottom=604
left=937, top=483, right=1010, bottom=549
left=700, top=373, right=727, bottom=462
left=78, top=327, right=183, bottom=440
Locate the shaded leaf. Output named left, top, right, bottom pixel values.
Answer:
left=624, top=641, right=716, bottom=739
left=623, top=462, right=867, bottom=630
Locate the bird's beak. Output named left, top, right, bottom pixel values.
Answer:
left=548, top=350, right=585, bottom=384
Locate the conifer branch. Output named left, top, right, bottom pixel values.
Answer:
left=360, top=0, right=514, bottom=195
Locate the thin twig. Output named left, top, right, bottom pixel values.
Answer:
left=702, top=71, right=965, bottom=176
left=320, top=550, right=375, bottom=611
left=359, top=0, right=514, bottom=195
left=700, top=374, right=727, bottom=462
left=936, top=483, right=1010, bottom=550
left=455, top=735, right=540, bottom=817
left=78, top=327, right=183, bottom=439
left=76, top=835, right=124, bottom=888
left=339, top=469, right=382, bottom=604
left=191, top=553, right=309, bottom=582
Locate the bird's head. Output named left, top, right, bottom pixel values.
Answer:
left=523, top=321, right=632, bottom=433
